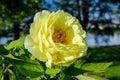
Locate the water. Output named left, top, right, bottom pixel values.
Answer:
left=86, top=32, right=120, bottom=46
left=0, top=32, right=120, bottom=46
left=0, top=37, right=14, bottom=45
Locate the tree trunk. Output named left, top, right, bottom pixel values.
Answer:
left=76, top=0, right=81, bottom=21
left=13, top=23, right=20, bottom=40
left=81, top=0, right=90, bottom=30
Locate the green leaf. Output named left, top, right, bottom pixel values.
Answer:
left=81, top=62, right=112, bottom=71
left=6, top=38, right=25, bottom=50
left=0, top=45, right=9, bottom=55
left=87, top=75, right=108, bottom=80
left=28, top=77, right=42, bottom=80
left=105, top=65, right=120, bottom=80
left=45, top=67, right=61, bottom=77
left=74, top=59, right=86, bottom=68
left=75, top=75, right=97, bottom=80
left=17, top=77, right=42, bottom=80
left=16, top=60, right=44, bottom=78
left=76, top=75, right=108, bottom=80
left=1, top=55, right=38, bottom=78
left=59, top=72, right=71, bottom=80
left=65, top=66, right=89, bottom=76
left=5, top=53, right=21, bottom=60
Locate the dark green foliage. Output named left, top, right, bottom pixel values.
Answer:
left=87, top=46, right=120, bottom=80
left=64, top=65, right=89, bottom=76
left=0, top=45, right=9, bottom=55
left=87, top=46, right=120, bottom=62
left=0, top=38, right=115, bottom=80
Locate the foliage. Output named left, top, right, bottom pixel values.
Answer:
left=88, top=46, right=120, bottom=80
left=0, top=38, right=115, bottom=80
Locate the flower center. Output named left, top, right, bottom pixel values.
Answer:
left=52, top=28, right=68, bottom=44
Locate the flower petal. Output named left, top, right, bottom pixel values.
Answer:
left=24, top=35, right=47, bottom=61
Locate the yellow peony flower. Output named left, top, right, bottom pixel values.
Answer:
left=24, top=10, right=87, bottom=68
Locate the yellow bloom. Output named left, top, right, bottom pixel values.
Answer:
left=24, top=10, right=87, bottom=68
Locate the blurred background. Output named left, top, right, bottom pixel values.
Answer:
left=0, top=0, right=120, bottom=47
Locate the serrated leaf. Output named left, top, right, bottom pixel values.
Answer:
left=0, top=45, right=9, bottom=55
left=81, top=62, right=112, bottom=71
left=6, top=38, right=25, bottom=50
left=45, top=67, right=61, bottom=77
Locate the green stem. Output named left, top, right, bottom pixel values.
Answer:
left=0, top=64, right=5, bottom=80
left=4, top=64, right=13, bottom=73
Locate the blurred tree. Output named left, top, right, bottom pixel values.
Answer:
left=81, top=0, right=90, bottom=30
left=0, top=0, right=120, bottom=42
left=53, top=0, right=77, bottom=16
left=115, top=6, right=120, bottom=28
left=89, top=0, right=120, bottom=34
left=0, top=0, right=42, bottom=40
left=53, top=0, right=120, bottom=31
